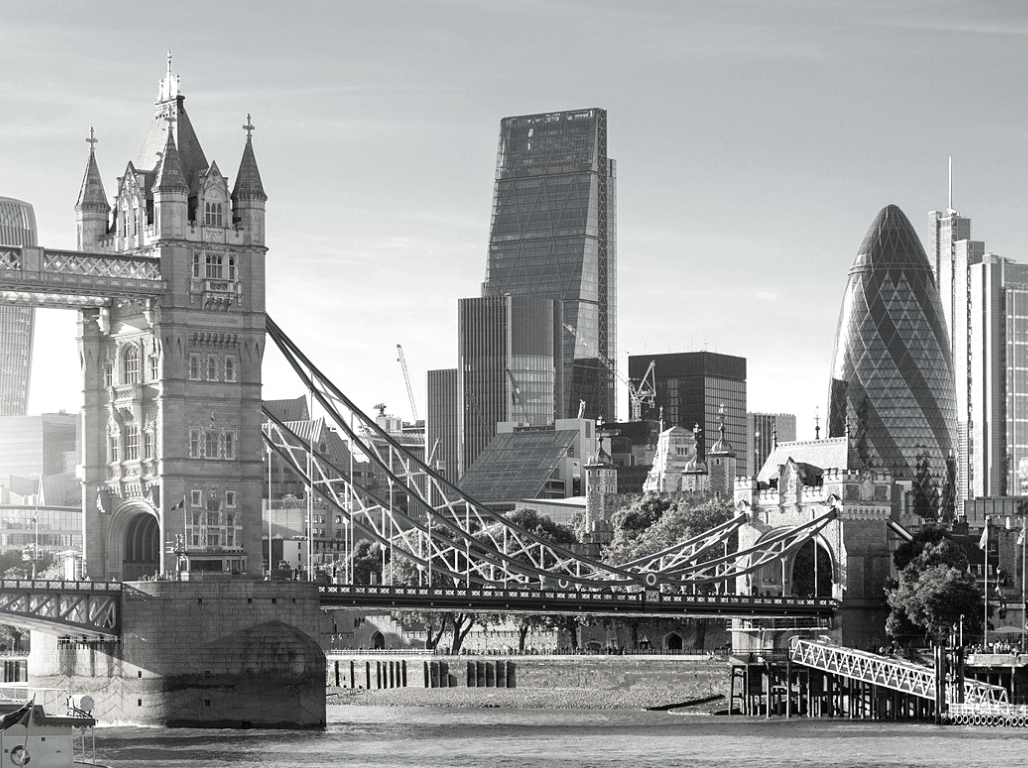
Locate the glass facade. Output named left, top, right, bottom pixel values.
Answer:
left=457, top=295, right=556, bottom=475
left=0, top=197, right=37, bottom=417
left=747, top=412, right=797, bottom=475
left=829, top=204, right=958, bottom=518
left=426, top=368, right=459, bottom=504
left=628, top=352, right=748, bottom=477
left=482, top=109, right=616, bottom=422
left=0, top=413, right=80, bottom=479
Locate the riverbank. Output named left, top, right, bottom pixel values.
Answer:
left=328, top=685, right=726, bottom=712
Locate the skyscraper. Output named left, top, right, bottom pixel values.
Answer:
left=482, top=108, right=616, bottom=422
left=0, top=197, right=37, bottom=417
left=928, top=200, right=985, bottom=506
left=629, top=352, right=748, bottom=477
left=829, top=205, right=957, bottom=519
left=457, top=295, right=557, bottom=475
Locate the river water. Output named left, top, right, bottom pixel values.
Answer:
left=95, top=706, right=1025, bottom=767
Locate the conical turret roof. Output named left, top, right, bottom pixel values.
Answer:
left=76, top=132, right=109, bottom=212
left=232, top=127, right=267, bottom=202
left=153, top=129, right=188, bottom=194
left=136, top=63, right=209, bottom=189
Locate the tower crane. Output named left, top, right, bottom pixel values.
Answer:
left=396, top=344, right=419, bottom=422
left=562, top=324, right=656, bottom=421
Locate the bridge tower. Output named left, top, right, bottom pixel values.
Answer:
left=76, top=60, right=267, bottom=580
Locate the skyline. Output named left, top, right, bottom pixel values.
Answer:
left=5, top=2, right=1028, bottom=439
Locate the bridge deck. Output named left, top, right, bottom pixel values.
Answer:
left=0, top=580, right=121, bottom=638
left=320, top=584, right=837, bottom=618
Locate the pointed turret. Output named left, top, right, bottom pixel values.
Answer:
left=76, top=127, right=110, bottom=250
left=232, top=114, right=267, bottom=245
left=153, top=127, right=188, bottom=238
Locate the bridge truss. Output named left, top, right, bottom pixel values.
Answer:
left=0, top=580, right=120, bottom=639
left=264, top=317, right=839, bottom=608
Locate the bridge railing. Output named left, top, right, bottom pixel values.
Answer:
left=0, top=579, right=122, bottom=593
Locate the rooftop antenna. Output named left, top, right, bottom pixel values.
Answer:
left=948, top=156, right=954, bottom=214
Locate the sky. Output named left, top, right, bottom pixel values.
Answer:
left=5, top=1, right=1028, bottom=440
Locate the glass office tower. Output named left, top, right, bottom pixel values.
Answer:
left=0, top=197, right=37, bottom=417
left=457, top=295, right=557, bottom=475
left=482, top=109, right=616, bottom=422
left=829, top=204, right=958, bottom=519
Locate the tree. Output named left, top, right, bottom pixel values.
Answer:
left=885, top=529, right=983, bottom=645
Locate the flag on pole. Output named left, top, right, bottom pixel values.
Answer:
left=0, top=699, right=33, bottom=731
left=979, top=520, right=990, bottom=550
left=171, top=496, right=185, bottom=511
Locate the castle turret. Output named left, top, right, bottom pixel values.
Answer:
left=231, top=115, right=267, bottom=246
left=708, top=412, right=737, bottom=498
left=152, top=126, right=188, bottom=239
left=584, top=444, right=617, bottom=546
left=75, top=128, right=110, bottom=250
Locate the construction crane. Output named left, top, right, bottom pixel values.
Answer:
left=562, top=324, right=656, bottom=421
left=396, top=344, right=419, bottom=422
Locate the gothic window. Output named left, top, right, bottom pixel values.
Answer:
left=228, top=255, right=237, bottom=280
left=148, top=351, right=160, bottom=381
left=223, top=430, right=236, bottom=460
left=189, top=354, right=201, bottom=380
left=224, top=356, right=236, bottom=382
left=108, top=432, right=119, bottom=463
left=125, top=425, right=140, bottom=461
left=144, top=430, right=155, bottom=460
left=191, top=252, right=201, bottom=278
left=103, top=361, right=113, bottom=388
left=189, top=428, right=201, bottom=458
left=123, top=345, right=141, bottom=384
left=190, top=489, right=203, bottom=506
left=205, top=430, right=219, bottom=459
left=204, top=201, right=223, bottom=227
left=205, top=253, right=223, bottom=279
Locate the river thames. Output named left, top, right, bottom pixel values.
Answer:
left=94, top=705, right=1025, bottom=767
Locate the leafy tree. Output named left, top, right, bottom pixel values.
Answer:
left=344, top=538, right=389, bottom=585
left=885, top=530, right=983, bottom=644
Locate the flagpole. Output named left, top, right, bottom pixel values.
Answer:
left=983, top=517, right=989, bottom=648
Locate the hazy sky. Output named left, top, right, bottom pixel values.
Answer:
left=5, top=1, right=1028, bottom=439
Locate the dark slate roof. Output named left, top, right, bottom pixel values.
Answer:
left=458, top=430, right=579, bottom=504
left=264, top=396, right=310, bottom=423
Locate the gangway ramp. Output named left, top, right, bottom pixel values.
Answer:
left=789, top=638, right=1007, bottom=705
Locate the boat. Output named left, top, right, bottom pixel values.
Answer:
left=0, top=695, right=107, bottom=767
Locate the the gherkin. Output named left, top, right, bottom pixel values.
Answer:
left=828, top=204, right=958, bottom=519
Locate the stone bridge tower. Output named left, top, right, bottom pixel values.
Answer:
left=76, top=60, right=267, bottom=580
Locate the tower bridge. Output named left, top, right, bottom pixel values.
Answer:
left=0, top=62, right=893, bottom=729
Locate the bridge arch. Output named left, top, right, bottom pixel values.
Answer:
left=745, top=529, right=838, bottom=600
left=107, top=501, right=160, bottom=581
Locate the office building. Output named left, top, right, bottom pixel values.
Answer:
left=628, top=352, right=748, bottom=477
left=457, top=295, right=557, bottom=475
left=0, top=412, right=79, bottom=480
left=425, top=368, right=459, bottom=501
left=0, top=197, right=37, bottom=417
left=747, top=413, right=797, bottom=476
left=481, top=108, right=616, bottom=422
left=928, top=200, right=986, bottom=505
left=829, top=205, right=957, bottom=518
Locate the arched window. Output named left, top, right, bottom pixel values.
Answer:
left=207, top=356, right=218, bottom=381
left=123, top=345, right=140, bottom=384
left=204, top=201, right=224, bottom=227
left=205, top=430, right=219, bottom=459
left=189, top=355, right=200, bottom=381
left=124, top=425, right=140, bottom=461
left=224, top=357, right=236, bottom=382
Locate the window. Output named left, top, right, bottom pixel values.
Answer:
left=125, top=425, right=140, bottom=461
left=207, top=356, right=218, bottom=381
left=108, top=433, right=119, bottom=463
left=190, top=490, right=202, bottom=506
left=189, top=354, right=200, bottom=381
left=205, top=253, right=223, bottom=279
left=204, top=202, right=223, bottom=227
left=148, top=352, right=160, bottom=381
left=228, top=255, right=237, bottom=280
left=224, top=356, right=236, bottom=382
left=144, top=431, right=155, bottom=460
left=225, top=491, right=236, bottom=508
left=191, top=252, right=201, bottom=278
left=189, top=428, right=201, bottom=458
left=103, top=361, right=113, bottom=388
left=223, top=430, right=236, bottom=460
left=123, top=345, right=140, bottom=384
left=205, top=430, right=219, bottom=459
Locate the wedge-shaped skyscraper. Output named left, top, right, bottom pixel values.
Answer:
left=828, top=204, right=958, bottom=518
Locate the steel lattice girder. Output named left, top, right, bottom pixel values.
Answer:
left=0, top=580, right=120, bottom=638
left=265, top=316, right=839, bottom=593
left=790, top=639, right=1008, bottom=705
